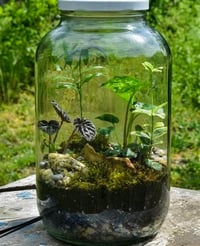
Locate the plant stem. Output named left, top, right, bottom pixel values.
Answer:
left=126, top=113, right=138, bottom=144
left=78, top=56, right=83, bottom=118
left=112, top=123, right=120, bottom=144
left=123, top=93, right=134, bottom=148
left=53, top=120, right=63, bottom=144
left=78, top=88, right=83, bottom=119
left=62, top=128, right=76, bottom=154
left=150, top=72, right=154, bottom=155
left=49, top=134, right=52, bottom=153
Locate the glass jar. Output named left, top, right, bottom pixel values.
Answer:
left=35, top=0, right=171, bottom=245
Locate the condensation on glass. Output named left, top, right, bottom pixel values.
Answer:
left=35, top=0, right=171, bottom=245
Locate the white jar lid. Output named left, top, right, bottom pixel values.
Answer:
left=58, top=0, right=149, bottom=11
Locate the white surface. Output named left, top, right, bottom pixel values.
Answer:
left=58, top=0, right=149, bottom=11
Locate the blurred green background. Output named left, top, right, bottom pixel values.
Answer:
left=0, top=0, right=199, bottom=189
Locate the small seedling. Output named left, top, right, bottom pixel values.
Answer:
left=101, top=62, right=167, bottom=167
left=38, top=100, right=96, bottom=153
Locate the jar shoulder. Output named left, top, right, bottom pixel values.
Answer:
left=36, top=22, right=170, bottom=58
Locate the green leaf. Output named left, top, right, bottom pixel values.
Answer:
left=82, top=72, right=103, bottom=84
left=154, top=122, right=165, bottom=128
left=103, top=144, right=121, bottom=157
left=131, top=102, right=167, bottom=119
left=135, top=124, right=144, bottom=131
left=153, top=121, right=167, bottom=139
left=101, top=76, right=142, bottom=101
left=145, top=159, right=163, bottom=171
left=73, top=117, right=96, bottom=141
left=153, top=125, right=167, bottom=139
left=52, top=75, right=71, bottom=81
left=131, top=130, right=151, bottom=140
left=131, top=125, right=151, bottom=145
left=56, top=82, right=78, bottom=92
left=96, top=114, right=119, bottom=124
left=142, top=62, right=163, bottom=73
left=142, top=61, right=154, bottom=72
left=97, top=126, right=114, bottom=136
left=121, top=148, right=137, bottom=158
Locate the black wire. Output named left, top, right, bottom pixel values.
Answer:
left=0, top=216, right=42, bottom=238
left=0, top=206, right=56, bottom=238
left=0, top=185, right=36, bottom=193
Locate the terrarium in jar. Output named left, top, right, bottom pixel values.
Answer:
left=35, top=0, right=171, bottom=245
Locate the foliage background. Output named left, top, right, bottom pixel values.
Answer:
left=0, top=0, right=199, bottom=188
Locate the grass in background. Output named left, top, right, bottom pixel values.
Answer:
left=0, top=92, right=35, bottom=185
left=171, top=108, right=200, bottom=190
left=171, top=158, right=200, bottom=190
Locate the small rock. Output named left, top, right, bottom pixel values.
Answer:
left=48, top=153, right=87, bottom=172
left=52, top=174, right=64, bottom=181
left=63, top=176, right=71, bottom=185
left=106, top=156, right=136, bottom=170
left=39, top=160, right=48, bottom=169
left=82, top=143, right=104, bottom=163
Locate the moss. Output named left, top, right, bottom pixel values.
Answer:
left=68, top=181, right=96, bottom=190
left=108, top=169, right=137, bottom=189
left=39, top=155, right=167, bottom=192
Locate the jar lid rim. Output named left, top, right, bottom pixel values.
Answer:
left=58, top=0, right=149, bottom=11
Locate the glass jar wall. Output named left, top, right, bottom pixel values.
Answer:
left=35, top=1, right=171, bottom=245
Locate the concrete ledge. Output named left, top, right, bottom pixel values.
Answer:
left=0, top=175, right=200, bottom=246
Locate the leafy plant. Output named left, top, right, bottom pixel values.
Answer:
left=131, top=102, right=167, bottom=148
left=96, top=113, right=119, bottom=138
left=56, top=46, right=105, bottom=118
left=101, top=62, right=167, bottom=162
left=37, top=46, right=109, bottom=153
left=101, top=76, right=143, bottom=147
left=38, top=100, right=96, bottom=153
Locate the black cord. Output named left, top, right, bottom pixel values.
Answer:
left=0, top=206, right=56, bottom=238
left=0, top=216, right=42, bottom=238
left=0, top=185, right=36, bottom=193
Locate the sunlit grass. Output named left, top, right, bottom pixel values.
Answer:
left=0, top=92, right=35, bottom=185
